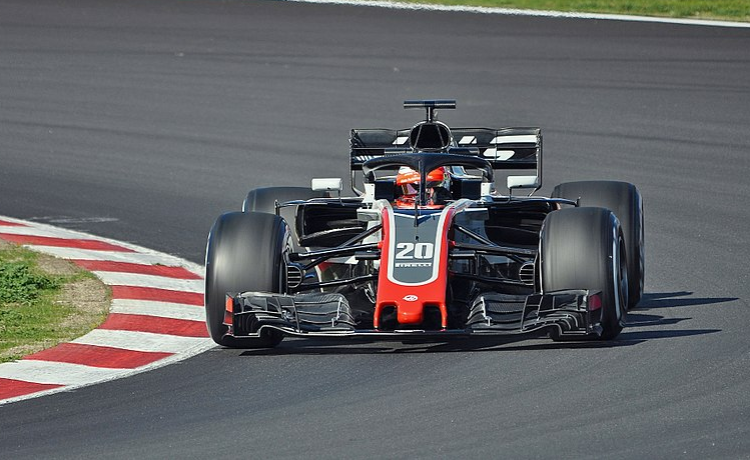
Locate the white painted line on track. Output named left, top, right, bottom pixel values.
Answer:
left=286, top=0, right=750, bottom=28
left=0, top=226, right=93, bottom=238
left=72, top=329, right=210, bottom=354
left=92, top=272, right=204, bottom=293
left=28, top=245, right=203, bottom=270
left=0, top=361, right=129, bottom=386
left=110, top=299, right=206, bottom=322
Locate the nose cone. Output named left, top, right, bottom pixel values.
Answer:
left=397, top=303, right=424, bottom=325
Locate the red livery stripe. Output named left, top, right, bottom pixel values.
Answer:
left=111, top=286, right=203, bottom=306
left=0, top=378, right=64, bottom=400
left=0, top=234, right=135, bottom=252
left=99, top=313, right=209, bottom=337
left=71, top=260, right=202, bottom=280
left=0, top=220, right=27, bottom=227
left=24, top=343, right=173, bottom=369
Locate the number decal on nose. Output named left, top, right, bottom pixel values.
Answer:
left=395, top=242, right=435, bottom=259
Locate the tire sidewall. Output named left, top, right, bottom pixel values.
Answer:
left=204, top=212, right=289, bottom=346
left=540, top=207, right=625, bottom=340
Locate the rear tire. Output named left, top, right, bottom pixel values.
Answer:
left=242, top=186, right=327, bottom=250
left=204, top=212, right=288, bottom=348
left=243, top=186, right=328, bottom=212
left=552, top=181, right=644, bottom=309
left=540, top=207, right=628, bottom=340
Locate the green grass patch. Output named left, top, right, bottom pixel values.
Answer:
left=376, top=0, right=750, bottom=22
left=0, top=243, right=109, bottom=363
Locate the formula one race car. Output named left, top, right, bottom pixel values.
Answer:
left=205, top=100, right=644, bottom=348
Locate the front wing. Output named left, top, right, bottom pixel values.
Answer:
left=223, top=289, right=604, bottom=340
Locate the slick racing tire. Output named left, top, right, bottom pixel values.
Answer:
left=242, top=186, right=328, bottom=213
left=552, top=181, right=644, bottom=309
left=540, top=207, right=628, bottom=340
left=205, top=211, right=288, bottom=348
left=242, top=186, right=327, bottom=250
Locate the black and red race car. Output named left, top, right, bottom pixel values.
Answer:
left=204, top=100, right=644, bottom=348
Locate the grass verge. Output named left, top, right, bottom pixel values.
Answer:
left=372, top=0, right=750, bottom=22
left=0, top=241, right=110, bottom=363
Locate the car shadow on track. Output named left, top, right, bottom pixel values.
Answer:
left=637, top=291, right=738, bottom=309
left=235, top=292, right=728, bottom=356
left=237, top=330, right=720, bottom=356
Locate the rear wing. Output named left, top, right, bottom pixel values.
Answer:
left=350, top=127, right=542, bottom=192
left=350, top=127, right=540, bottom=170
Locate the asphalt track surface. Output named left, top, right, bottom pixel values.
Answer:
left=1, top=0, right=749, bottom=458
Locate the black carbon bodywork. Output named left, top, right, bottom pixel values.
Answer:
left=210, top=100, right=642, bottom=345
left=227, top=289, right=602, bottom=339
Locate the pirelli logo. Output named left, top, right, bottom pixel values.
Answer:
left=395, top=262, right=433, bottom=268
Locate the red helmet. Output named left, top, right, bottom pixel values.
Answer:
left=396, top=167, right=447, bottom=195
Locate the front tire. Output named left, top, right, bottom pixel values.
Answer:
left=540, top=207, right=628, bottom=340
left=552, top=181, right=644, bottom=309
left=204, top=212, right=288, bottom=348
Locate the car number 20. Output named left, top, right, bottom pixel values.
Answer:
left=395, top=242, right=434, bottom=259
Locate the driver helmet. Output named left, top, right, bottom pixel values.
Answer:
left=395, top=166, right=450, bottom=204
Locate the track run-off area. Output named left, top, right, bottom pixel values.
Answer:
left=1, top=0, right=749, bottom=458
left=0, top=216, right=212, bottom=404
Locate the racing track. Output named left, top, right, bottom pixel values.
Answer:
left=1, top=0, right=749, bottom=458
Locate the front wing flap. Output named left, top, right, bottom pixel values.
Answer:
left=224, top=289, right=602, bottom=339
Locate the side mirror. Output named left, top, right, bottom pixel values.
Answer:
left=311, top=178, right=343, bottom=192
left=507, top=175, right=539, bottom=190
